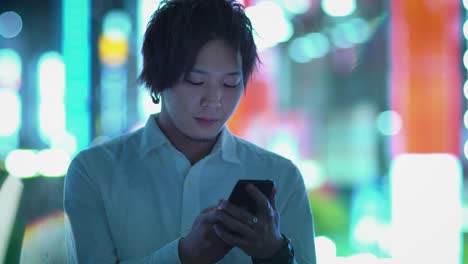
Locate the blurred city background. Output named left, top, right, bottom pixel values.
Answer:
left=0, top=0, right=466, bottom=263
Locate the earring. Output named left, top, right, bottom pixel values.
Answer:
left=151, top=92, right=160, bottom=104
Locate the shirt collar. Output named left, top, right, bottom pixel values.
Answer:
left=211, top=126, right=240, bottom=164
left=139, top=114, right=240, bottom=164
left=139, top=114, right=171, bottom=156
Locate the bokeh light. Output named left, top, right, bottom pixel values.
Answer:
left=37, top=149, right=71, bottom=177
left=268, top=131, right=300, bottom=163
left=463, top=20, right=468, bottom=40
left=391, top=154, right=462, bottom=263
left=298, top=159, right=325, bottom=189
left=0, top=49, right=22, bottom=88
left=50, top=132, right=78, bottom=155
left=344, top=18, right=371, bottom=44
left=63, top=0, right=91, bottom=151
left=288, top=33, right=330, bottom=63
left=463, top=81, right=468, bottom=99
left=464, top=140, right=468, bottom=160
left=331, top=25, right=354, bottom=49
left=321, top=0, right=356, bottom=17
left=38, top=52, right=65, bottom=98
left=463, top=50, right=468, bottom=69
left=289, top=37, right=314, bottom=64
left=283, top=0, right=310, bottom=15
left=5, top=150, right=38, bottom=178
left=0, top=11, right=23, bottom=39
left=353, top=216, right=383, bottom=244
left=100, top=10, right=131, bottom=65
left=103, top=10, right=132, bottom=39
left=38, top=52, right=66, bottom=145
left=464, top=111, right=468, bottom=129
left=376, top=110, right=402, bottom=136
left=246, top=1, right=293, bottom=50
left=98, top=34, right=129, bottom=66
left=315, top=236, right=337, bottom=263
left=0, top=89, right=21, bottom=137
left=343, top=253, right=379, bottom=264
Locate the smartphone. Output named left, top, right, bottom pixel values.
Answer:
left=228, top=179, right=274, bottom=214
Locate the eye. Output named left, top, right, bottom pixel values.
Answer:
left=184, top=73, right=204, bottom=86
left=224, top=83, right=240, bottom=88
left=185, top=79, right=204, bottom=86
left=224, top=76, right=241, bottom=88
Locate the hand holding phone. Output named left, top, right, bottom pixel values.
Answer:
left=228, top=180, right=274, bottom=214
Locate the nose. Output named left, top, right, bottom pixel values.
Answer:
left=201, top=84, right=222, bottom=108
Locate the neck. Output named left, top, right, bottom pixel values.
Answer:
left=155, top=116, right=218, bottom=165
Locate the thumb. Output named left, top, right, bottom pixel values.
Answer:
left=200, top=199, right=223, bottom=214
left=202, top=208, right=219, bottom=225
left=269, top=186, right=277, bottom=210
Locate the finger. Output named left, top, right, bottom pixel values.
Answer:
left=246, top=184, right=271, bottom=216
left=201, top=200, right=223, bottom=214
left=269, top=186, right=277, bottom=211
left=219, top=200, right=254, bottom=224
left=213, top=223, right=249, bottom=248
left=201, top=205, right=217, bottom=214
left=202, top=209, right=220, bottom=225
left=216, top=210, right=257, bottom=239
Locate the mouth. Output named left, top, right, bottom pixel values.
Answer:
left=194, top=117, right=220, bottom=127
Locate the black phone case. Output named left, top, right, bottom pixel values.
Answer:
left=228, top=179, right=274, bottom=214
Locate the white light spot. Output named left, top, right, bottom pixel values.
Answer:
left=5, top=150, right=38, bottom=178
left=315, top=236, right=337, bottom=263
left=283, top=0, right=310, bottom=15
left=37, top=149, right=71, bottom=177
left=0, top=48, right=22, bottom=88
left=321, top=0, right=356, bottom=17
left=246, top=1, right=293, bottom=50
left=0, top=89, right=21, bottom=136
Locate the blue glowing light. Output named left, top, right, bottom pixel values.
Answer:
left=63, top=0, right=91, bottom=151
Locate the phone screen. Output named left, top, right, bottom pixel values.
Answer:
left=228, top=179, right=274, bottom=214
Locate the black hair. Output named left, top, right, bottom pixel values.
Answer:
left=138, top=0, right=259, bottom=100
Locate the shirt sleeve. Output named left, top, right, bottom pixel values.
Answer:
left=118, top=239, right=181, bottom=264
left=279, top=161, right=317, bottom=264
left=64, top=153, right=183, bottom=264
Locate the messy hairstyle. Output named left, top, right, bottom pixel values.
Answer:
left=138, top=0, right=259, bottom=98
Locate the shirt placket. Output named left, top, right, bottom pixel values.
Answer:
left=180, top=161, right=202, bottom=237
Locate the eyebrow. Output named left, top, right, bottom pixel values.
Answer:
left=191, top=68, right=241, bottom=76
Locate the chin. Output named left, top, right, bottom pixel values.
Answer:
left=185, top=132, right=219, bottom=142
left=188, top=120, right=224, bottom=140
left=186, top=127, right=222, bottom=142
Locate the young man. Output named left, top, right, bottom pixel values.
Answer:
left=64, top=0, right=317, bottom=263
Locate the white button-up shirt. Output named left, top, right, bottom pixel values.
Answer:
left=64, top=114, right=316, bottom=263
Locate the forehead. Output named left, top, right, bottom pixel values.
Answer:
left=192, top=39, right=242, bottom=73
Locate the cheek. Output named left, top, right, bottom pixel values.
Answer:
left=226, top=89, right=244, bottom=105
left=170, top=89, right=200, bottom=111
left=223, top=89, right=243, bottom=109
